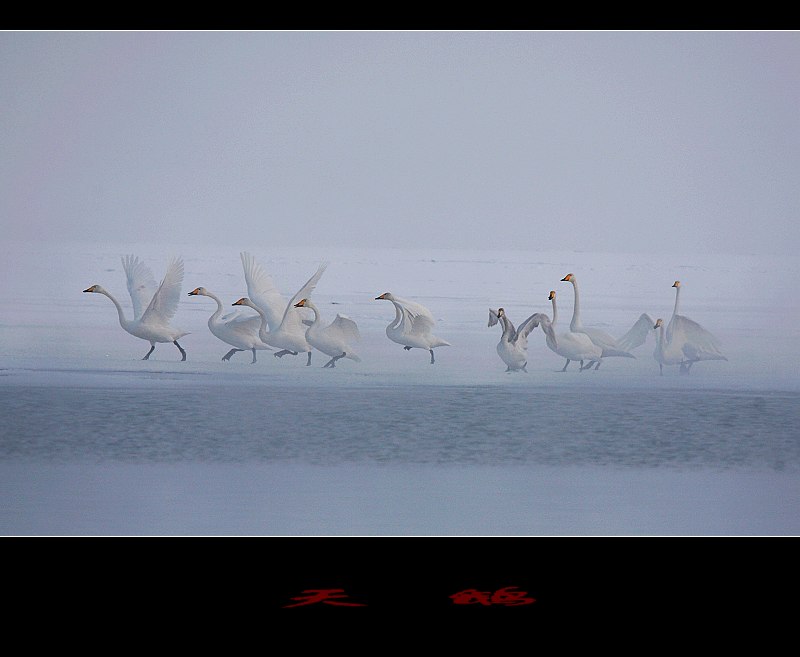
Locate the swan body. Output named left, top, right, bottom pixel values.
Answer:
left=375, top=292, right=450, bottom=364
left=294, top=298, right=361, bottom=367
left=560, top=273, right=641, bottom=370
left=488, top=307, right=555, bottom=372
left=83, top=255, right=189, bottom=360
left=187, top=287, right=271, bottom=363
left=239, top=253, right=327, bottom=365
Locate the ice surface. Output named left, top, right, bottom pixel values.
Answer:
left=1, top=241, right=798, bottom=535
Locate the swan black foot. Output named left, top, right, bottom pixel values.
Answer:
left=251, top=348, right=257, bottom=364
left=561, top=360, right=570, bottom=372
left=323, top=352, right=346, bottom=368
left=429, top=349, right=435, bottom=364
left=222, top=348, right=242, bottom=362
left=274, top=350, right=298, bottom=358
left=404, top=346, right=412, bottom=351
left=174, top=341, right=187, bottom=361
left=306, top=351, right=312, bottom=366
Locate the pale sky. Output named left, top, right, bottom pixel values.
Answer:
left=1, top=30, right=798, bottom=255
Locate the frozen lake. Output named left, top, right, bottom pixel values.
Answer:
left=1, top=241, right=798, bottom=535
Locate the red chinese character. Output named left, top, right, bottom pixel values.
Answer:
left=450, top=586, right=536, bottom=606
left=283, top=589, right=366, bottom=608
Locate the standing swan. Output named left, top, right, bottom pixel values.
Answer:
left=488, top=307, right=555, bottom=372
left=187, top=287, right=271, bottom=363
left=83, top=255, right=189, bottom=361
left=375, top=292, right=450, bottom=364
left=661, top=281, right=727, bottom=374
left=545, top=290, right=603, bottom=371
left=294, top=298, right=361, bottom=368
left=559, top=273, right=640, bottom=370
left=652, top=318, right=691, bottom=375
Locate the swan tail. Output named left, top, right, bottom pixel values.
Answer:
left=347, top=353, right=362, bottom=362
left=431, top=338, right=451, bottom=348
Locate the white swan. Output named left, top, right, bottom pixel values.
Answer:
left=661, top=281, right=727, bottom=374
left=187, top=287, right=271, bottom=363
left=374, top=292, right=451, bottom=364
left=83, top=255, right=189, bottom=361
left=488, top=307, right=555, bottom=372
left=652, top=318, right=691, bottom=375
left=545, top=290, right=604, bottom=371
left=233, top=261, right=328, bottom=366
left=559, top=273, right=641, bottom=370
left=293, top=298, right=361, bottom=368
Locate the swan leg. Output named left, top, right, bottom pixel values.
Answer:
left=142, top=343, right=156, bottom=360
left=429, top=349, right=435, bottom=364
left=222, top=348, right=242, bottom=362
left=594, top=361, right=601, bottom=370
left=560, top=359, right=570, bottom=372
left=274, top=350, right=298, bottom=358
left=522, top=362, right=528, bottom=372
left=306, top=351, right=312, bottom=366
left=251, top=348, right=257, bottom=364
left=174, top=341, right=187, bottom=361
left=324, top=352, right=347, bottom=368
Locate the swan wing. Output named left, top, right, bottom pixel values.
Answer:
left=226, top=314, right=269, bottom=343
left=280, top=262, right=329, bottom=334
left=122, top=255, right=158, bottom=320
left=616, top=313, right=654, bottom=351
left=517, top=312, right=556, bottom=349
left=240, top=252, right=286, bottom=331
left=140, top=256, right=184, bottom=326
left=488, top=309, right=500, bottom=327
left=390, top=295, right=435, bottom=322
left=671, top=314, right=727, bottom=360
left=327, top=314, right=361, bottom=344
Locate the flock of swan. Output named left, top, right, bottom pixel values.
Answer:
left=83, top=253, right=727, bottom=376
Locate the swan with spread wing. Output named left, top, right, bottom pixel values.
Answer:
left=83, top=254, right=189, bottom=360
left=488, top=307, right=555, bottom=372
left=657, top=281, right=727, bottom=374
left=235, top=254, right=328, bottom=365
left=374, top=292, right=450, bottom=364
left=187, top=287, right=271, bottom=363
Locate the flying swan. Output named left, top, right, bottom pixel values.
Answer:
left=488, top=307, right=555, bottom=372
left=187, top=287, right=271, bottom=363
left=234, top=256, right=328, bottom=366
left=560, top=273, right=647, bottom=370
left=374, top=292, right=450, bottom=364
left=294, top=298, right=361, bottom=368
left=83, top=254, right=189, bottom=361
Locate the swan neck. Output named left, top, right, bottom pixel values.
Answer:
left=305, top=301, right=321, bottom=325
left=672, top=286, right=681, bottom=317
left=550, top=297, right=558, bottom=327
left=102, top=290, right=129, bottom=329
left=250, top=303, right=270, bottom=338
left=390, top=301, right=403, bottom=329
left=569, top=278, right=581, bottom=330
left=206, top=292, right=224, bottom=323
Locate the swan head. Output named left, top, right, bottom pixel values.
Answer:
left=497, top=307, right=505, bottom=317
left=375, top=292, right=392, bottom=301
left=561, top=273, right=574, bottom=282
left=294, top=298, right=308, bottom=308
left=232, top=297, right=253, bottom=308
left=83, top=285, right=105, bottom=294
left=672, top=280, right=681, bottom=288
left=548, top=290, right=556, bottom=300
left=187, top=287, right=207, bottom=297
left=654, top=318, right=664, bottom=329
